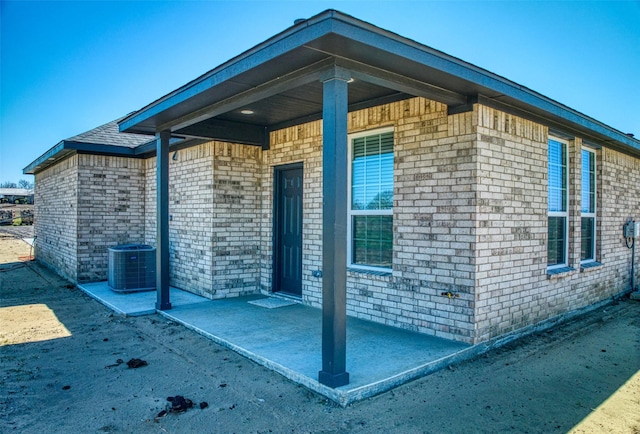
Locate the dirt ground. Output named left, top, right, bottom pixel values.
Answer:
left=1, top=230, right=639, bottom=434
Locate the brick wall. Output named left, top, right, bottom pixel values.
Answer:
left=34, top=155, right=78, bottom=282
left=539, top=143, right=640, bottom=336
left=144, top=141, right=262, bottom=298
left=167, top=143, right=215, bottom=296
left=146, top=151, right=210, bottom=293
left=265, top=99, right=640, bottom=344
left=599, top=148, right=640, bottom=293
left=390, top=101, right=477, bottom=340
left=33, top=97, right=640, bottom=345
left=473, top=106, right=548, bottom=342
left=143, top=155, right=156, bottom=247
left=264, top=98, right=480, bottom=341
left=75, top=154, right=146, bottom=282
left=473, top=106, right=640, bottom=343
left=211, top=142, right=262, bottom=297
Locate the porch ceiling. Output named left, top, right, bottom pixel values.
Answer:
left=119, top=9, right=640, bottom=156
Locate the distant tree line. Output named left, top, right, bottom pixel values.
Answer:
left=0, top=180, right=34, bottom=189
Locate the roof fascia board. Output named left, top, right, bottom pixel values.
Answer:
left=119, top=9, right=639, bottom=154
left=328, top=17, right=552, bottom=104
left=477, top=96, right=640, bottom=157
left=23, top=140, right=66, bottom=174
left=23, top=138, right=158, bottom=175
left=326, top=18, right=640, bottom=152
left=63, top=141, right=138, bottom=156
left=119, top=13, right=340, bottom=133
left=132, top=141, right=156, bottom=156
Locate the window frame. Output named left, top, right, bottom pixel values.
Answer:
left=580, top=147, right=597, bottom=264
left=347, top=127, right=395, bottom=272
left=547, top=137, right=569, bottom=270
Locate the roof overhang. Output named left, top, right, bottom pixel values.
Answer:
left=22, top=137, right=200, bottom=175
left=118, top=9, right=639, bottom=156
left=23, top=140, right=145, bottom=175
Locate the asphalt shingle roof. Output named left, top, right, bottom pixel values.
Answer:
left=23, top=116, right=157, bottom=174
left=67, top=117, right=154, bottom=148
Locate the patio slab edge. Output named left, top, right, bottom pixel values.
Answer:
left=156, top=309, right=348, bottom=405
left=77, top=284, right=156, bottom=317
left=158, top=309, right=474, bottom=407
left=156, top=293, right=629, bottom=406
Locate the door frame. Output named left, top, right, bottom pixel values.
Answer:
left=272, top=162, right=304, bottom=296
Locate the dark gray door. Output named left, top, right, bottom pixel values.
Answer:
left=273, top=164, right=303, bottom=296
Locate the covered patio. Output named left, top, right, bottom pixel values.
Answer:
left=78, top=282, right=470, bottom=406
left=117, top=9, right=639, bottom=391
left=118, top=9, right=489, bottom=390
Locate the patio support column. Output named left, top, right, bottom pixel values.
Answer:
left=318, top=67, right=350, bottom=388
left=156, top=130, right=171, bottom=311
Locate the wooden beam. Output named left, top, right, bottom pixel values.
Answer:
left=175, top=119, right=268, bottom=148
left=335, top=58, right=466, bottom=106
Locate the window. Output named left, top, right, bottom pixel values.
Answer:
left=581, top=148, right=596, bottom=262
left=548, top=138, right=568, bottom=268
left=348, top=128, right=394, bottom=270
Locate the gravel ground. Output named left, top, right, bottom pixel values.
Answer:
left=1, top=237, right=639, bottom=433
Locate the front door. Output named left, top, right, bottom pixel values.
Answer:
left=273, top=164, right=303, bottom=296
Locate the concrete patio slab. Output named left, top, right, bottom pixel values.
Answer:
left=78, top=281, right=209, bottom=316
left=77, top=283, right=472, bottom=405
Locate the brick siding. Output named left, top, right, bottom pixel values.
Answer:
left=34, top=155, right=79, bottom=281
left=265, top=98, right=480, bottom=341
left=33, top=97, right=640, bottom=345
left=211, top=142, right=262, bottom=297
left=76, top=155, right=146, bottom=282
left=473, top=107, right=549, bottom=341
left=35, top=154, right=146, bottom=283
left=144, top=141, right=262, bottom=298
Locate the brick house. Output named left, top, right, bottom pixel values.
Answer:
left=25, top=10, right=639, bottom=387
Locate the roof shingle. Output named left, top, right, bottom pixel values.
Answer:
left=67, top=117, right=154, bottom=148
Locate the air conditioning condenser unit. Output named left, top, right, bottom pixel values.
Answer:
left=108, top=244, right=156, bottom=293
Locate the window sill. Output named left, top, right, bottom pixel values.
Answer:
left=347, top=267, right=392, bottom=277
left=580, top=261, right=603, bottom=272
left=546, top=266, right=576, bottom=278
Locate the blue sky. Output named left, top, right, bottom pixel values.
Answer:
left=1, top=1, right=639, bottom=184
